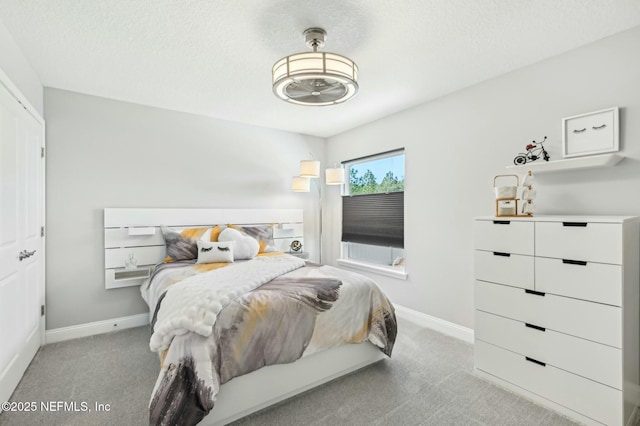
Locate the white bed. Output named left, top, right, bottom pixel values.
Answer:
left=104, top=208, right=390, bottom=425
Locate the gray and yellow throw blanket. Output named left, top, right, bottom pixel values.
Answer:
left=141, top=253, right=397, bottom=425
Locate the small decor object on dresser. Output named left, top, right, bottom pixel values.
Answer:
left=493, top=174, right=519, bottom=217
left=519, top=171, right=536, bottom=216
left=513, top=136, right=550, bottom=166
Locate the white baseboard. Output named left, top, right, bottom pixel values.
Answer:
left=44, top=305, right=471, bottom=346
left=393, top=304, right=474, bottom=344
left=45, top=313, right=149, bottom=344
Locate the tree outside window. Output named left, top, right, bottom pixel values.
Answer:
left=341, top=150, right=405, bottom=269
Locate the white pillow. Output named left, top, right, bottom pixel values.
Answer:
left=196, top=240, right=234, bottom=264
left=218, top=227, right=259, bottom=260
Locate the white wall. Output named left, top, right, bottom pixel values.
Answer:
left=0, top=19, right=42, bottom=114
left=325, top=26, right=640, bottom=329
left=44, top=88, right=324, bottom=330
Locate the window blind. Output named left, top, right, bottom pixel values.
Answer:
left=341, top=192, right=404, bottom=248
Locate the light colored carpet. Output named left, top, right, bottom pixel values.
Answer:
left=0, top=326, right=158, bottom=425
left=0, top=316, right=607, bottom=425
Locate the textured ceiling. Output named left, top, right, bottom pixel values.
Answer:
left=1, top=1, right=640, bottom=137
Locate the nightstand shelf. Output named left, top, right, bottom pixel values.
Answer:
left=288, top=251, right=309, bottom=259
left=105, top=266, right=151, bottom=289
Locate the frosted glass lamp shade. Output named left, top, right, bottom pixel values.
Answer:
left=300, top=160, right=320, bottom=178
left=272, top=28, right=358, bottom=106
left=325, top=167, right=345, bottom=185
left=272, top=52, right=358, bottom=106
left=292, top=176, right=310, bottom=192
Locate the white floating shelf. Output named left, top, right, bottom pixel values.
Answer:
left=507, top=153, right=623, bottom=172
left=128, top=226, right=156, bottom=236
left=105, top=266, right=151, bottom=289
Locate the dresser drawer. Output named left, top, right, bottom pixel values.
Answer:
left=536, top=257, right=622, bottom=306
left=475, top=340, right=622, bottom=426
left=474, top=220, right=533, bottom=255
left=475, top=280, right=621, bottom=348
left=475, top=310, right=621, bottom=389
left=475, top=250, right=534, bottom=289
left=536, top=221, right=622, bottom=264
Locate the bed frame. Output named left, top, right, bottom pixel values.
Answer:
left=204, top=342, right=384, bottom=425
left=103, top=208, right=386, bottom=425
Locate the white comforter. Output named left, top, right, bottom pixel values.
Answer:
left=149, top=255, right=305, bottom=352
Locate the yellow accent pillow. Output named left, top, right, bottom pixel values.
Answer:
left=161, top=225, right=212, bottom=263
left=210, top=225, right=221, bottom=242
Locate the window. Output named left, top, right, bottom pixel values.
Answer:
left=339, top=149, right=405, bottom=276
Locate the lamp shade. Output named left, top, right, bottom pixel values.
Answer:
left=291, top=176, right=310, bottom=192
left=300, top=160, right=320, bottom=178
left=325, top=167, right=345, bottom=185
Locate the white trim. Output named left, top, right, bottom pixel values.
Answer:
left=0, top=72, right=46, bottom=406
left=0, top=66, right=43, bottom=124
left=336, top=258, right=408, bottom=280
left=393, top=304, right=474, bottom=344
left=45, top=313, right=149, bottom=344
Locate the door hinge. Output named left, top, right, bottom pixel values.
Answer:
left=41, top=305, right=45, bottom=317
left=41, top=226, right=45, bottom=237
left=41, top=147, right=45, bottom=158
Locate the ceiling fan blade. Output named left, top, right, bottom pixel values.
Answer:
left=284, top=78, right=348, bottom=103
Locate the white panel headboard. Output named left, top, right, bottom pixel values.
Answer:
left=103, top=208, right=304, bottom=289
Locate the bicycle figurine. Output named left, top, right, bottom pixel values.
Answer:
left=513, top=136, right=550, bottom=165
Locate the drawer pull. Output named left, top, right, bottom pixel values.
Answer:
left=525, top=323, right=546, bottom=332
left=562, top=221, right=587, bottom=227
left=492, top=220, right=511, bottom=225
left=562, top=259, right=587, bottom=266
left=492, top=252, right=511, bottom=257
left=525, top=356, right=546, bottom=367
left=525, top=289, right=545, bottom=297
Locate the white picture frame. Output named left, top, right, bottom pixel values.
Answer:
left=562, top=107, right=619, bottom=158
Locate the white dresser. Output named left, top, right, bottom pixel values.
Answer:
left=474, top=216, right=640, bottom=425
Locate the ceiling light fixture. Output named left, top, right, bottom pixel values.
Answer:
left=272, top=28, right=358, bottom=106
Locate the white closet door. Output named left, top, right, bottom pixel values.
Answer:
left=0, top=81, right=45, bottom=405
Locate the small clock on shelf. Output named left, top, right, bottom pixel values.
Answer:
left=290, top=240, right=302, bottom=252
